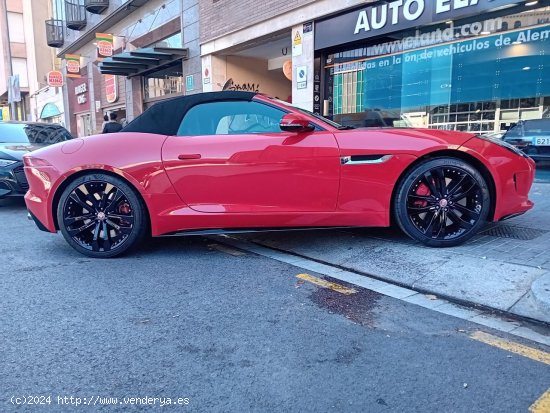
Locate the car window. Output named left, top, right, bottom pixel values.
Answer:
left=0, top=123, right=72, bottom=144
left=504, top=123, right=523, bottom=138
left=523, top=120, right=550, bottom=136
left=177, top=101, right=288, bottom=136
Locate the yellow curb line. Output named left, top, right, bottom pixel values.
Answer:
left=470, top=331, right=550, bottom=413
left=296, top=273, right=357, bottom=295
left=208, top=244, right=246, bottom=257
left=530, top=388, right=550, bottom=413
left=470, top=331, right=550, bottom=365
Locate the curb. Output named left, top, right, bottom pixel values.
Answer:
left=532, top=272, right=550, bottom=315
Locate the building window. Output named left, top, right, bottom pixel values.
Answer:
left=143, top=61, right=184, bottom=100
left=8, top=13, right=25, bottom=43
left=151, top=32, right=183, bottom=48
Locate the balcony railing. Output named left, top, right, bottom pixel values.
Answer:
left=65, top=0, right=87, bottom=30
left=84, top=0, right=109, bottom=14
left=45, top=19, right=64, bottom=47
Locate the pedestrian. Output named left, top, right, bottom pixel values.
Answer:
left=100, top=114, right=109, bottom=133
left=102, top=112, right=123, bottom=134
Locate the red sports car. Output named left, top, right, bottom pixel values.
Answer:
left=24, top=92, right=535, bottom=258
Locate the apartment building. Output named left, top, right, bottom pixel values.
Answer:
left=45, top=0, right=199, bottom=136
left=0, top=0, right=54, bottom=121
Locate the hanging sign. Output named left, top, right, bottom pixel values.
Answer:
left=96, top=33, right=114, bottom=61
left=292, top=30, right=303, bottom=56
left=47, top=70, right=64, bottom=87
left=104, top=74, right=118, bottom=104
left=65, top=54, right=81, bottom=78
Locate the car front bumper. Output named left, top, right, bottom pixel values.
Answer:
left=0, top=161, right=29, bottom=198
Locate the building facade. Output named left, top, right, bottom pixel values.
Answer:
left=0, top=0, right=55, bottom=122
left=200, top=0, right=550, bottom=134
left=45, top=0, right=199, bottom=136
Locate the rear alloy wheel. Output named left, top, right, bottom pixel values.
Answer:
left=57, top=173, right=147, bottom=258
left=394, top=157, right=490, bottom=247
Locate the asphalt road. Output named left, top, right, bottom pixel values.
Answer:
left=1, top=197, right=549, bottom=412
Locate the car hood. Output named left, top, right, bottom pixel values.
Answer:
left=0, top=142, right=48, bottom=161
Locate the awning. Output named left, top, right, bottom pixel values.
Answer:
left=98, top=47, right=189, bottom=77
left=40, top=102, right=62, bottom=119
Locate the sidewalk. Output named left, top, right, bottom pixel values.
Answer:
left=238, top=183, right=550, bottom=324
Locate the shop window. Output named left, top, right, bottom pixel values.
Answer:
left=325, top=8, right=550, bottom=132
left=177, top=101, right=287, bottom=136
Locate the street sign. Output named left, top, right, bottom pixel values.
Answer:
left=186, top=75, right=194, bottom=92
left=47, top=71, right=64, bottom=87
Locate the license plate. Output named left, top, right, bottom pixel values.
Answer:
left=532, top=137, right=550, bottom=146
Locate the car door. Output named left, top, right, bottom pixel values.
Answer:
left=161, top=99, right=340, bottom=213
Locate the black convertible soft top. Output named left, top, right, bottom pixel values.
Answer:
left=122, top=91, right=257, bottom=136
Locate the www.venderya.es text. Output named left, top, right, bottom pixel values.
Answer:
left=10, top=395, right=190, bottom=407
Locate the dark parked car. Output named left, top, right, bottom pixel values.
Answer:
left=0, top=121, right=73, bottom=198
left=502, top=119, right=550, bottom=161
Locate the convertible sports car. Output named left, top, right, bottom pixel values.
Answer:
left=23, top=91, right=535, bottom=258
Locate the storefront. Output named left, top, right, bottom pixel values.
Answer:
left=315, top=0, right=550, bottom=132
left=201, top=31, right=293, bottom=102
left=67, top=75, right=92, bottom=137
left=99, top=27, right=189, bottom=114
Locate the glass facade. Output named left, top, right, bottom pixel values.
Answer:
left=324, top=6, right=550, bottom=132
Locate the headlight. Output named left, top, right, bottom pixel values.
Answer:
left=0, top=159, right=17, bottom=167
left=476, top=136, right=528, bottom=158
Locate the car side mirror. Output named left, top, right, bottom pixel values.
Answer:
left=279, top=114, right=315, bottom=133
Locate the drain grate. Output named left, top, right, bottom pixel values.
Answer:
left=479, top=224, right=549, bottom=240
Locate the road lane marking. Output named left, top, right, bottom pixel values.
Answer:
left=296, top=273, right=357, bottom=295
left=208, top=244, right=246, bottom=257
left=470, top=331, right=550, bottom=365
left=530, top=388, right=550, bottom=413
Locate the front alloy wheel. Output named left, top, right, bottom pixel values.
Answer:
left=58, top=173, right=147, bottom=258
left=394, top=157, right=490, bottom=247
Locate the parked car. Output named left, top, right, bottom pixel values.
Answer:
left=0, top=122, right=73, bottom=199
left=334, top=110, right=412, bottom=128
left=24, top=91, right=535, bottom=258
left=502, top=119, right=550, bottom=161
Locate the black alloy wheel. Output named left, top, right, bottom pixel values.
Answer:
left=57, top=173, right=148, bottom=258
left=394, top=157, right=490, bottom=247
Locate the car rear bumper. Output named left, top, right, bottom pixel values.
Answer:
left=27, top=209, right=51, bottom=232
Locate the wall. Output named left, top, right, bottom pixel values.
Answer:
left=225, top=55, right=291, bottom=99
left=200, top=0, right=316, bottom=43
left=182, top=0, right=201, bottom=95
left=27, top=0, right=51, bottom=95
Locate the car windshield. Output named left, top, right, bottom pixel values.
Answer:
left=0, top=123, right=72, bottom=144
left=522, top=120, right=550, bottom=136
left=269, top=98, right=352, bottom=129
left=505, top=119, right=550, bottom=138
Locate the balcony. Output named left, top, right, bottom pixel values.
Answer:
left=65, top=0, right=87, bottom=30
left=45, top=19, right=64, bottom=48
left=85, top=0, right=109, bottom=14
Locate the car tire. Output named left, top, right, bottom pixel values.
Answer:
left=57, top=173, right=148, bottom=258
left=394, top=157, right=490, bottom=247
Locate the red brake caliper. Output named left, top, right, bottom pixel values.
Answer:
left=414, top=183, right=430, bottom=208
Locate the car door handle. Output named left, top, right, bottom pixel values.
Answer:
left=178, top=154, right=201, bottom=160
